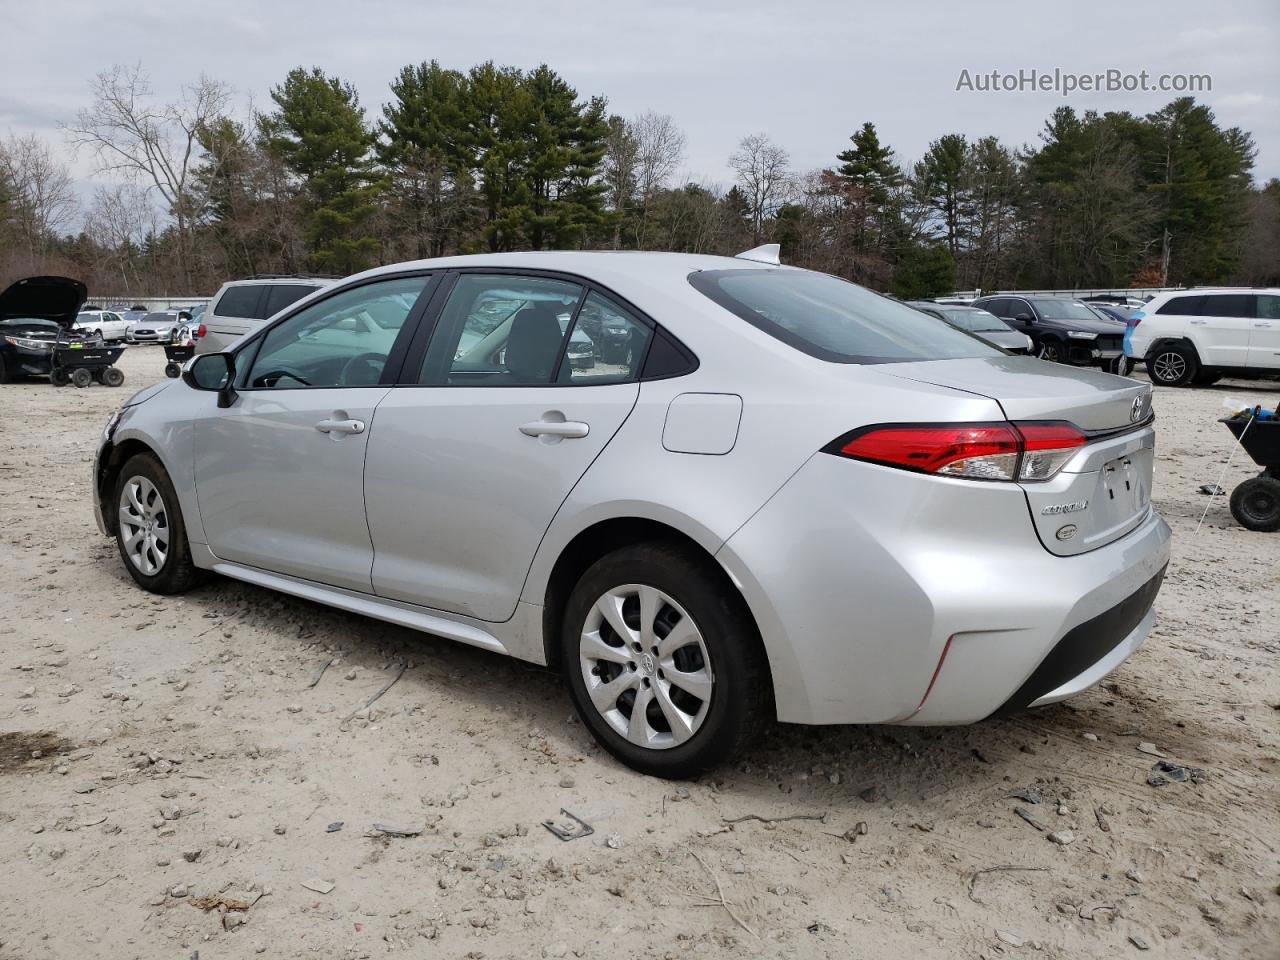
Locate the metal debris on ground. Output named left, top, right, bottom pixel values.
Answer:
left=189, top=895, right=250, bottom=912
left=306, top=658, right=333, bottom=689
left=325, top=821, right=344, bottom=833
left=340, top=662, right=407, bottom=724
left=1198, top=483, right=1226, bottom=496
left=370, top=822, right=422, bottom=837
left=542, top=808, right=594, bottom=841
left=1013, top=806, right=1049, bottom=832
left=1005, top=787, right=1042, bottom=804
left=722, top=812, right=828, bottom=826
left=1147, top=760, right=1206, bottom=786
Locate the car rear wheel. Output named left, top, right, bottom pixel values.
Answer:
left=1148, top=345, right=1198, bottom=387
left=1230, top=476, right=1280, bottom=532
left=114, top=454, right=202, bottom=594
left=562, top=543, right=768, bottom=778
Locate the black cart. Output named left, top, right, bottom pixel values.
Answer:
left=1220, top=414, right=1280, bottom=532
left=163, top=341, right=195, bottom=378
left=50, top=332, right=126, bottom=388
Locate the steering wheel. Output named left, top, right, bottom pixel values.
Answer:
left=338, top=352, right=386, bottom=386
left=254, top=369, right=311, bottom=388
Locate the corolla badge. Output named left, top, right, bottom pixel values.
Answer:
left=1042, top=500, right=1089, bottom=516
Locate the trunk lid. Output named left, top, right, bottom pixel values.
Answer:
left=882, top=355, right=1155, bottom=556
left=883, top=355, right=1149, bottom=430
left=0, top=276, right=88, bottom=327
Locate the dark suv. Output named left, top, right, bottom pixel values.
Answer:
left=973, top=295, right=1126, bottom=370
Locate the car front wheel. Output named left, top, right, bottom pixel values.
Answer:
left=562, top=543, right=768, bottom=778
left=114, top=453, right=202, bottom=594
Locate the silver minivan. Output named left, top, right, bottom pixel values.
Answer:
left=196, top=276, right=334, bottom=353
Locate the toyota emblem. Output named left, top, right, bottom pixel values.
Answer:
left=1130, top=396, right=1146, bottom=423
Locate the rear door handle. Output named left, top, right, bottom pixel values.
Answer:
left=519, top=419, right=589, bottom=439
left=316, top=418, right=366, bottom=435
left=1254, top=321, right=1273, bottom=328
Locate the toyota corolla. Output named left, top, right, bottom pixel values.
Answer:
left=91, top=248, right=1170, bottom=778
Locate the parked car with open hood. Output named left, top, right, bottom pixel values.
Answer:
left=908, top=302, right=1034, bottom=353
left=91, top=248, right=1169, bottom=777
left=0, top=276, right=88, bottom=383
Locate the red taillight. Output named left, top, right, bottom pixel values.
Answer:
left=831, top=422, right=1088, bottom=482
left=195, top=323, right=206, bottom=338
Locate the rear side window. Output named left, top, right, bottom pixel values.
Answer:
left=1258, top=294, right=1280, bottom=319
left=689, top=270, right=1000, bottom=364
left=214, top=286, right=263, bottom=319
left=263, top=284, right=318, bottom=318
left=1156, top=295, right=1204, bottom=316
left=1200, top=294, right=1255, bottom=318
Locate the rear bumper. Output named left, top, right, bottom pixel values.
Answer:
left=717, top=453, right=1172, bottom=725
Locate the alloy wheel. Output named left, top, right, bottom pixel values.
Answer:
left=1152, top=351, right=1186, bottom=383
left=118, top=475, right=170, bottom=575
left=579, top=584, right=714, bottom=750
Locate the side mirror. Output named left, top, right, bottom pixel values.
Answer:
left=183, top=352, right=238, bottom=408
left=1014, top=312, right=1033, bottom=322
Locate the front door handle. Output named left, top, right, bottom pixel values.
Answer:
left=316, top=418, right=366, bottom=436
left=519, top=419, right=589, bottom=439
left=1254, top=321, right=1273, bottom=328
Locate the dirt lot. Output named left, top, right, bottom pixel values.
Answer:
left=1, top=346, right=1277, bottom=960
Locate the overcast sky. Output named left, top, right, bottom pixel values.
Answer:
left=4, top=0, right=1278, bottom=207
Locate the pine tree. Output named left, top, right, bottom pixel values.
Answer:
left=259, top=67, right=381, bottom=274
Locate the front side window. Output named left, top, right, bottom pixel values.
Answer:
left=558, top=291, right=652, bottom=384
left=1156, top=295, right=1204, bottom=316
left=419, top=274, right=584, bottom=385
left=690, top=269, right=1000, bottom=364
left=246, top=275, right=431, bottom=389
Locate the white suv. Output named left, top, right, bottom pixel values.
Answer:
left=196, top=276, right=334, bottom=353
left=1125, top=289, right=1280, bottom=386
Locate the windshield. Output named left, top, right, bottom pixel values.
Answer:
left=690, top=269, right=1000, bottom=363
left=1030, top=299, right=1100, bottom=322
left=940, top=308, right=1007, bottom=332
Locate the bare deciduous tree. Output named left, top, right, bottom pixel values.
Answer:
left=729, top=133, right=792, bottom=241
left=0, top=134, right=77, bottom=258
left=67, top=64, right=229, bottom=287
left=84, top=183, right=160, bottom=293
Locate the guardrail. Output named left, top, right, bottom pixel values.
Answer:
left=88, top=296, right=213, bottom=311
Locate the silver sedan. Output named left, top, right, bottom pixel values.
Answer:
left=90, top=249, right=1170, bottom=777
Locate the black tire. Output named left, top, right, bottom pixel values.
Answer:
left=102, top=366, right=125, bottom=387
left=71, top=367, right=92, bottom=388
left=1229, top=476, right=1280, bottom=533
left=562, top=542, right=769, bottom=778
left=113, top=453, right=203, bottom=593
left=50, top=367, right=70, bottom=387
left=0, top=355, right=8, bottom=384
left=164, top=362, right=180, bottom=378
left=1147, top=344, right=1198, bottom=387
left=1038, top=338, right=1065, bottom=364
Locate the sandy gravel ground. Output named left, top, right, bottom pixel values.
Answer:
left=1, top=346, right=1277, bottom=960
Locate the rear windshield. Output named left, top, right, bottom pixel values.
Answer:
left=688, top=269, right=1000, bottom=363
